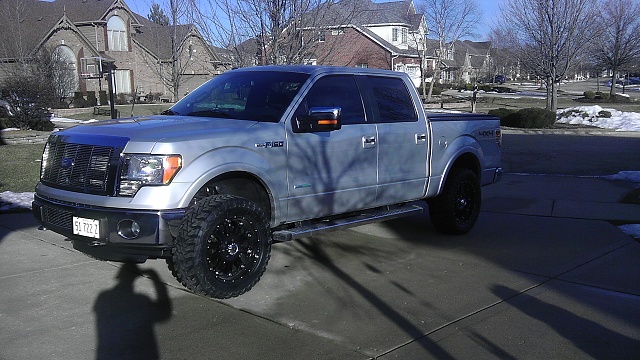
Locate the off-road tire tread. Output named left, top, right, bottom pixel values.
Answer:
left=171, top=194, right=272, bottom=299
left=428, top=167, right=481, bottom=235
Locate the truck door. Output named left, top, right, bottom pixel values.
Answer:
left=286, top=74, right=377, bottom=220
left=359, top=75, right=429, bottom=206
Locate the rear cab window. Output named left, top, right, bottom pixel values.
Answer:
left=359, top=76, right=418, bottom=123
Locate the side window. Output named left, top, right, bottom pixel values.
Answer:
left=294, top=75, right=366, bottom=126
left=367, top=76, right=418, bottom=123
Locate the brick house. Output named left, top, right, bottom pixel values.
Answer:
left=0, top=0, right=226, bottom=102
left=302, top=0, right=431, bottom=87
left=426, top=39, right=493, bottom=85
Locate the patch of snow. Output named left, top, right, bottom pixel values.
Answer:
left=619, top=224, right=640, bottom=239
left=0, top=191, right=34, bottom=212
left=556, top=105, right=640, bottom=132
left=605, top=171, right=640, bottom=184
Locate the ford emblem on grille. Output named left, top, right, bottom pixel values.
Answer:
left=61, top=157, right=75, bottom=169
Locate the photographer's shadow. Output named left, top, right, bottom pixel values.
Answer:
left=94, top=263, right=172, bottom=360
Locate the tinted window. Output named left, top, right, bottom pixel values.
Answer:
left=294, top=75, right=366, bottom=126
left=169, top=70, right=309, bottom=122
left=367, top=76, right=417, bottom=123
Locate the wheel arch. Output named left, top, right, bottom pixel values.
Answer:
left=435, top=149, right=481, bottom=196
left=186, top=171, right=276, bottom=225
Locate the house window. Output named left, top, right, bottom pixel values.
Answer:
left=52, top=45, right=78, bottom=96
left=113, top=69, right=131, bottom=94
left=107, top=16, right=128, bottom=51
left=392, top=28, right=399, bottom=42
left=402, top=28, right=408, bottom=44
left=318, top=31, right=325, bottom=42
left=355, top=63, right=368, bottom=68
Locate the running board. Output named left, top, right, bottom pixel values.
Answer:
left=272, top=204, right=424, bottom=242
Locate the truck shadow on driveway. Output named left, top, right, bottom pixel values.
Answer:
left=297, top=239, right=458, bottom=359
left=93, top=263, right=172, bottom=360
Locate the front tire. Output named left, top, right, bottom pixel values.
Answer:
left=172, top=194, right=272, bottom=299
left=428, top=168, right=481, bottom=235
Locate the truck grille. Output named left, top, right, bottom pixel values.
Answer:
left=42, top=206, right=73, bottom=230
left=40, top=140, right=119, bottom=195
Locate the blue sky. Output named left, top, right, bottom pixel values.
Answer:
left=478, top=0, right=503, bottom=37
left=127, top=0, right=504, bottom=40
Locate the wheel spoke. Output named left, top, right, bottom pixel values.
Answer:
left=206, top=216, right=261, bottom=282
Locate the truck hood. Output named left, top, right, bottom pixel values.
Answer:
left=60, top=115, right=258, bottom=142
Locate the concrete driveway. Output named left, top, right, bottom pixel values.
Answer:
left=1, top=129, right=639, bottom=359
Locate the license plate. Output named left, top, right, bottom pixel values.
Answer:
left=73, top=216, right=100, bottom=239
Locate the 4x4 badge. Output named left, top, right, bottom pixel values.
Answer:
left=255, top=141, right=284, bottom=148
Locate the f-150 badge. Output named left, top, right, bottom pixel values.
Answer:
left=255, top=141, right=284, bottom=148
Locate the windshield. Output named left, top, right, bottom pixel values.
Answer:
left=167, top=70, right=309, bottom=122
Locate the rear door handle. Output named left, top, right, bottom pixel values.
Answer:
left=362, top=136, right=376, bottom=149
left=415, top=133, right=427, bottom=143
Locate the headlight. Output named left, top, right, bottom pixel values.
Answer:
left=40, top=142, right=50, bottom=179
left=118, top=154, right=182, bottom=196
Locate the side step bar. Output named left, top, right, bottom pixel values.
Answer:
left=272, top=204, right=424, bottom=242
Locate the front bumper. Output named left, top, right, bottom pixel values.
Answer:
left=32, top=194, right=185, bottom=262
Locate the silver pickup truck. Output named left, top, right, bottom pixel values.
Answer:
left=33, top=66, right=502, bottom=298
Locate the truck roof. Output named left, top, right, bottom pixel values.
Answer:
left=229, top=65, right=409, bottom=79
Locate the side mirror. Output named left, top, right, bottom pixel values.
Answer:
left=295, top=107, right=342, bottom=133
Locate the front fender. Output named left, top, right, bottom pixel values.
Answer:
left=172, top=146, right=286, bottom=222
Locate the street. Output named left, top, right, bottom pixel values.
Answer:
left=1, top=129, right=639, bottom=359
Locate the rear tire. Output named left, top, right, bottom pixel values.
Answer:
left=428, top=168, right=481, bottom=235
left=172, top=194, right=272, bottom=299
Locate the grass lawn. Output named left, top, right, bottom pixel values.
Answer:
left=0, top=143, right=44, bottom=193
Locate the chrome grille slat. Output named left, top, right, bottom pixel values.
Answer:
left=41, top=141, right=117, bottom=195
left=43, top=206, right=73, bottom=230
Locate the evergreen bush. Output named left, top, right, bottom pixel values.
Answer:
left=99, top=90, right=109, bottom=106
left=489, top=107, right=555, bottom=128
left=72, top=92, right=86, bottom=108
left=86, top=91, right=98, bottom=107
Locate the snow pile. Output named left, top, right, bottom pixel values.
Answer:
left=619, top=224, right=640, bottom=239
left=0, top=191, right=34, bottom=212
left=605, top=171, right=640, bottom=184
left=556, top=105, right=640, bottom=132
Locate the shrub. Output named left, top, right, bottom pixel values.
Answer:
left=596, top=92, right=610, bottom=100
left=488, top=108, right=517, bottom=120
left=583, top=91, right=596, bottom=99
left=491, top=107, right=555, bottom=128
left=86, top=91, right=98, bottom=107
left=72, top=92, right=86, bottom=108
left=493, top=86, right=514, bottom=93
left=99, top=90, right=109, bottom=106
left=417, top=83, right=442, bottom=97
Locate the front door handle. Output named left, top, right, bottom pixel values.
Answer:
left=415, top=133, right=427, bottom=144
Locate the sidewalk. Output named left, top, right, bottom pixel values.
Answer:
left=1, top=171, right=639, bottom=359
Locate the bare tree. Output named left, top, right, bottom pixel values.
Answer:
left=486, top=27, right=519, bottom=83
left=417, top=0, right=481, bottom=101
left=592, top=0, right=640, bottom=97
left=187, top=0, right=360, bottom=67
left=139, top=0, right=209, bottom=101
left=500, top=0, right=598, bottom=111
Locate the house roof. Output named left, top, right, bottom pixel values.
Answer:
left=307, top=0, right=423, bottom=31
left=0, top=0, right=212, bottom=62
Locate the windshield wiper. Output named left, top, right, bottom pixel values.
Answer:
left=160, top=109, right=179, bottom=115
left=186, top=109, right=235, bottom=119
